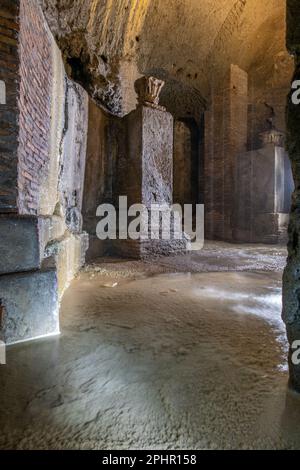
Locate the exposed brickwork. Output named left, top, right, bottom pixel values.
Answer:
left=205, top=65, right=248, bottom=241
left=18, top=0, right=52, bottom=215
left=173, top=121, right=192, bottom=208
left=0, top=0, right=19, bottom=212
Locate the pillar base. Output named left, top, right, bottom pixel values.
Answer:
left=111, top=236, right=189, bottom=260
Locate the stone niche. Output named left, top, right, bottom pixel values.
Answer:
left=174, top=121, right=192, bottom=208
left=112, top=76, right=189, bottom=259
left=233, top=130, right=294, bottom=243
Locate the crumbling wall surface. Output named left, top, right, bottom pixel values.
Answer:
left=247, top=50, right=294, bottom=150
left=246, top=7, right=294, bottom=150
left=59, top=78, right=88, bottom=234
left=283, top=0, right=300, bottom=392
left=40, top=0, right=287, bottom=120
left=44, top=75, right=89, bottom=292
left=0, top=0, right=19, bottom=212
left=40, top=0, right=151, bottom=116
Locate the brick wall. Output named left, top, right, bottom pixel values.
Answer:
left=17, top=0, right=53, bottom=215
left=0, top=0, right=53, bottom=215
left=0, top=0, right=19, bottom=213
left=205, top=65, right=248, bottom=241
left=173, top=121, right=192, bottom=208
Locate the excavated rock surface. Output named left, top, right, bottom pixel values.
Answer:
left=40, top=0, right=288, bottom=117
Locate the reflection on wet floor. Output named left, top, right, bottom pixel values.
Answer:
left=1, top=243, right=300, bottom=450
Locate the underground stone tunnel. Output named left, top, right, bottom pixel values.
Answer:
left=1, top=0, right=300, bottom=451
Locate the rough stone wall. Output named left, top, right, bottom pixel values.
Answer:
left=41, top=0, right=151, bottom=116
left=18, top=0, right=53, bottom=215
left=0, top=1, right=19, bottom=213
left=205, top=64, right=248, bottom=240
left=247, top=49, right=294, bottom=150
left=40, top=0, right=287, bottom=122
left=283, top=0, right=300, bottom=391
left=58, top=78, right=88, bottom=233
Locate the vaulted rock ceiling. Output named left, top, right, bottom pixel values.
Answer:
left=40, top=0, right=289, bottom=117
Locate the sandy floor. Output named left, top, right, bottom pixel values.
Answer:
left=1, top=242, right=300, bottom=450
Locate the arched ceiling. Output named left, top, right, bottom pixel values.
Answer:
left=40, top=0, right=289, bottom=118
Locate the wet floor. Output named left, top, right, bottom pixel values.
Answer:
left=1, top=242, right=300, bottom=449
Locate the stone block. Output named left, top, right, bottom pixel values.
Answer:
left=45, top=232, right=89, bottom=298
left=111, top=234, right=189, bottom=260
left=0, top=263, right=59, bottom=344
left=38, top=215, right=67, bottom=254
left=0, top=215, right=41, bottom=274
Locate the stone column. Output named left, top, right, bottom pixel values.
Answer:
left=233, top=129, right=293, bottom=243
left=114, top=76, right=188, bottom=258
left=283, top=1, right=300, bottom=391
left=205, top=64, right=248, bottom=241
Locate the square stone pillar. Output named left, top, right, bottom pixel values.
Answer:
left=205, top=64, right=248, bottom=241
left=123, top=104, right=173, bottom=208
left=233, top=130, right=294, bottom=243
left=113, top=76, right=189, bottom=258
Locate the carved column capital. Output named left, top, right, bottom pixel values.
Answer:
left=259, top=129, right=285, bottom=147
left=135, top=76, right=166, bottom=110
